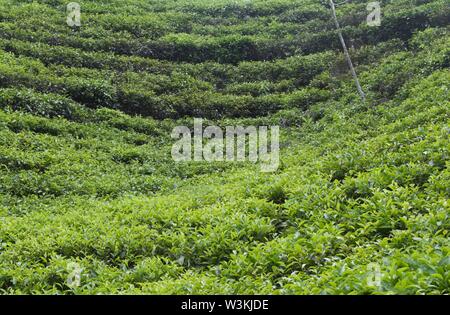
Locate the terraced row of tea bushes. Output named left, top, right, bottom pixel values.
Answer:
left=3, top=29, right=445, bottom=119
left=0, top=38, right=336, bottom=85
left=0, top=47, right=334, bottom=118
left=1, top=0, right=448, bottom=63
left=0, top=108, right=241, bottom=200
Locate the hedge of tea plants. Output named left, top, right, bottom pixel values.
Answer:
left=0, top=0, right=449, bottom=294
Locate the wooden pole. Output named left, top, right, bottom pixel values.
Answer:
left=329, top=0, right=366, bottom=102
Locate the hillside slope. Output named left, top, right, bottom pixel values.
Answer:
left=0, top=0, right=449, bottom=294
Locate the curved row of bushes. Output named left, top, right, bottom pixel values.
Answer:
left=1, top=0, right=448, bottom=63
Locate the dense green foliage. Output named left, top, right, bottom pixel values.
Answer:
left=0, top=0, right=449, bottom=294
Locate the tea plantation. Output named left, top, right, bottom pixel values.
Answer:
left=0, top=0, right=449, bottom=294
